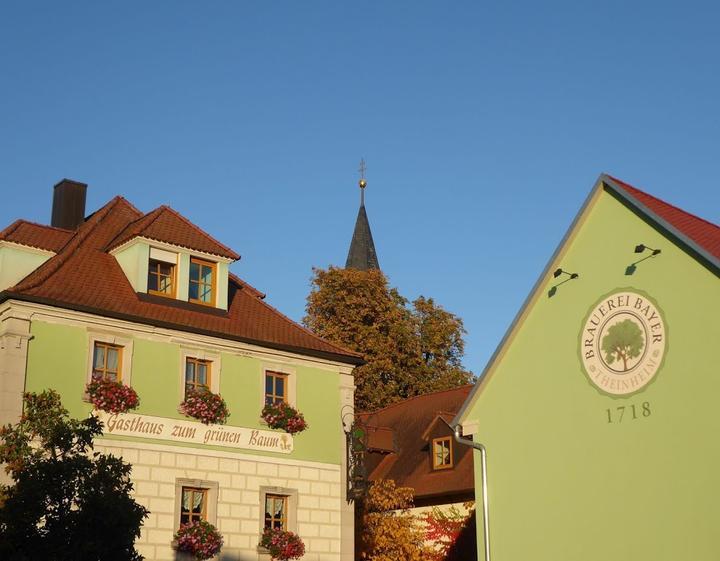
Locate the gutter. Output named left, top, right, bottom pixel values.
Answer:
left=453, top=425, right=490, bottom=561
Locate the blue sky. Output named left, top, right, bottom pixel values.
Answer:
left=1, top=1, right=718, bottom=374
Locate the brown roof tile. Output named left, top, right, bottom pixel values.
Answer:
left=0, top=220, right=73, bottom=252
left=359, top=385, right=474, bottom=501
left=3, top=196, right=360, bottom=364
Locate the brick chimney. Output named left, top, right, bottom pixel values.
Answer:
left=51, top=179, right=87, bottom=230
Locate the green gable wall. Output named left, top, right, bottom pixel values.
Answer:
left=25, top=322, right=343, bottom=464
left=464, top=189, right=719, bottom=561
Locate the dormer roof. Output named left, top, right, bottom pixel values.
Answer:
left=107, top=205, right=240, bottom=260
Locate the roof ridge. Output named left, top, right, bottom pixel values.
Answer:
left=607, top=175, right=720, bottom=232
left=159, top=205, right=240, bottom=260
left=0, top=219, right=24, bottom=239
left=104, top=206, right=162, bottom=251
left=359, top=384, right=474, bottom=416
left=12, top=197, right=126, bottom=292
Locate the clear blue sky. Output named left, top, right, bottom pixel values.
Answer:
left=1, top=1, right=718, bottom=374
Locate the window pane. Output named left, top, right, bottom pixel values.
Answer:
left=190, top=261, right=199, bottom=280
left=265, top=375, right=273, bottom=395
left=160, top=262, right=173, bottom=275
left=186, top=361, right=195, bottom=382
left=199, top=284, right=212, bottom=303
left=107, top=348, right=119, bottom=371
left=275, top=377, right=285, bottom=398
left=189, top=283, right=199, bottom=301
left=200, top=264, right=213, bottom=284
left=93, top=345, right=105, bottom=370
left=148, top=273, right=158, bottom=292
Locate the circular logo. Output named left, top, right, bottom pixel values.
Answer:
left=580, top=290, right=666, bottom=396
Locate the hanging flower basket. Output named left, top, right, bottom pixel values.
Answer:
left=259, top=527, right=305, bottom=560
left=86, top=378, right=139, bottom=414
left=174, top=520, right=223, bottom=560
left=261, top=402, right=308, bottom=434
left=180, top=389, right=230, bottom=425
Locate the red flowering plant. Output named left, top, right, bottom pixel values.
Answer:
left=85, top=377, right=139, bottom=414
left=180, top=388, right=230, bottom=425
left=261, top=402, right=308, bottom=434
left=174, top=520, right=223, bottom=560
left=259, top=527, right=305, bottom=560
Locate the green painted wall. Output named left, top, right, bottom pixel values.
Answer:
left=464, top=190, right=720, bottom=561
left=113, top=243, right=149, bottom=293
left=25, top=324, right=343, bottom=464
left=0, top=246, right=51, bottom=290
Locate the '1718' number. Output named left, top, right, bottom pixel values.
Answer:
left=606, top=402, right=651, bottom=423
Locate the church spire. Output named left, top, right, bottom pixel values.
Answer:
left=345, top=159, right=380, bottom=270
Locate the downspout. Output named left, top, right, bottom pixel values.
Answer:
left=453, top=425, right=490, bottom=561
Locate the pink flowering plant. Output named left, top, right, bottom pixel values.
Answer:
left=85, top=377, right=139, bottom=414
left=174, top=520, right=223, bottom=560
left=261, top=402, right=308, bottom=434
left=180, top=388, right=229, bottom=425
left=259, top=527, right=305, bottom=560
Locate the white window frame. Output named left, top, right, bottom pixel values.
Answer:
left=174, top=478, right=219, bottom=531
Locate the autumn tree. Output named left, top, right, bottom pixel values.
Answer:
left=304, top=267, right=473, bottom=410
left=601, top=319, right=645, bottom=371
left=0, top=391, right=148, bottom=561
left=359, top=479, right=433, bottom=561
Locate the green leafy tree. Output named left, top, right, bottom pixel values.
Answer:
left=0, top=391, right=148, bottom=561
left=601, top=319, right=644, bottom=371
left=304, top=267, right=473, bottom=411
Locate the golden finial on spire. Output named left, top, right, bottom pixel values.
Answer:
left=358, top=158, right=367, bottom=189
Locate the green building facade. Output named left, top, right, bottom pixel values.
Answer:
left=455, top=175, right=720, bottom=561
left=0, top=179, right=362, bottom=560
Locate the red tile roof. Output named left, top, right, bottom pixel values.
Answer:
left=1, top=196, right=361, bottom=364
left=0, top=220, right=73, bottom=252
left=607, top=175, right=720, bottom=261
left=359, top=385, right=474, bottom=502
left=107, top=205, right=240, bottom=260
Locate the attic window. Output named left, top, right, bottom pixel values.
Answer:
left=189, top=257, right=216, bottom=305
left=432, top=437, right=453, bottom=470
left=148, top=247, right=177, bottom=298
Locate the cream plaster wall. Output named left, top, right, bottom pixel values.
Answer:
left=96, top=440, right=345, bottom=561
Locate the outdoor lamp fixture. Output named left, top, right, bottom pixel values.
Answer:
left=548, top=268, right=579, bottom=297
left=553, top=268, right=579, bottom=279
left=635, top=244, right=662, bottom=256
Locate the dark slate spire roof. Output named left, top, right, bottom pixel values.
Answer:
left=346, top=199, right=379, bottom=270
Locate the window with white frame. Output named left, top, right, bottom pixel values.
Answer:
left=86, top=332, right=134, bottom=388
left=259, top=486, right=297, bottom=535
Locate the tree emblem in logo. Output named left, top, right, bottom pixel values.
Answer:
left=580, top=290, right=666, bottom=396
left=601, top=318, right=645, bottom=372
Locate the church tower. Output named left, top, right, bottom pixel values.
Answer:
left=345, top=159, right=380, bottom=270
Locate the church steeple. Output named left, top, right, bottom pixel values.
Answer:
left=345, top=159, right=380, bottom=270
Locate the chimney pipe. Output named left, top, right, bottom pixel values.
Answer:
left=51, top=179, right=87, bottom=230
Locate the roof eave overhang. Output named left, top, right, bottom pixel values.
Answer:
left=0, top=292, right=365, bottom=367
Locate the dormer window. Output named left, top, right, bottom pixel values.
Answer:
left=432, top=436, right=453, bottom=470
left=189, top=257, right=216, bottom=305
left=148, top=259, right=176, bottom=297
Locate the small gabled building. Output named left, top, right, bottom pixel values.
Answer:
left=454, top=175, right=720, bottom=561
left=0, top=179, right=363, bottom=561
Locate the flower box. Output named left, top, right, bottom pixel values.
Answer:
left=85, top=378, right=139, bottom=414
left=174, top=520, right=223, bottom=560
left=180, top=389, right=229, bottom=425
left=261, top=402, right=308, bottom=434
left=259, top=527, right=305, bottom=560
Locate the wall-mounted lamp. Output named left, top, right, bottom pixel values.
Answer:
left=549, top=267, right=579, bottom=297
left=553, top=268, right=579, bottom=279
left=626, top=244, right=662, bottom=275
left=634, top=244, right=661, bottom=256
